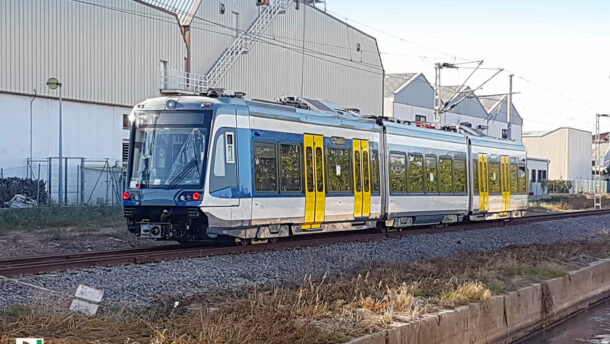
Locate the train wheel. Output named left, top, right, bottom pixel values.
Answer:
left=269, top=238, right=279, bottom=244
left=236, top=238, right=251, bottom=246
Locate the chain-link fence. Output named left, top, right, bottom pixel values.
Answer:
left=0, top=158, right=125, bottom=208
left=547, top=179, right=608, bottom=195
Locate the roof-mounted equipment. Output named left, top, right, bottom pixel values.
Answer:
left=205, top=88, right=246, bottom=99
left=277, top=96, right=310, bottom=109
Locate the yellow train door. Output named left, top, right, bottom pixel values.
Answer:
left=501, top=156, right=510, bottom=212
left=303, top=134, right=326, bottom=229
left=353, top=140, right=371, bottom=217
left=479, top=154, right=489, bottom=211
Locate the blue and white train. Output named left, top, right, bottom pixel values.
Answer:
left=123, top=92, right=528, bottom=243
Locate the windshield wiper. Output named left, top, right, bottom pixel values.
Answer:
left=166, top=159, right=199, bottom=189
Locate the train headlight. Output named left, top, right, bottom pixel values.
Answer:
left=192, top=192, right=201, bottom=201
left=123, top=192, right=130, bottom=200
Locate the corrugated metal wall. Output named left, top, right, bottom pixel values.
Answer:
left=189, top=2, right=384, bottom=114
left=0, top=0, right=186, bottom=105
left=1, top=0, right=383, bottom=113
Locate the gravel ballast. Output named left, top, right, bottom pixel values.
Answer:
left=2, top=214, right=609, bottom=307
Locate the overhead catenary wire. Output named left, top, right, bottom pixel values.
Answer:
left=71, top=0, right=610, bottom=128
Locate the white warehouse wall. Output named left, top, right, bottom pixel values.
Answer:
left=0, top=93, right=129, bottom=178
left=391, top=102, right=523, bottom=142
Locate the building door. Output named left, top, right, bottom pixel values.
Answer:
left=353, top=139, right=371, bottom=217
left=478, top=154, right=489, bottom=211
left=303, top=134, right=326, bottom=229
left=501, top=156, right=510, bottom=212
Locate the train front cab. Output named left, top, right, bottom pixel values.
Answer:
left=469, top=137, right=528, bottom=221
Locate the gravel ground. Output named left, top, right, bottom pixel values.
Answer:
left=2, top=214, right=610, bottom=308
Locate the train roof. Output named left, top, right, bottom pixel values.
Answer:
left=137, top=95, right=380, bottom=132
left=136, top=95, right=525, bottom=151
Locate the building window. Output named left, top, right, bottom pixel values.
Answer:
left=160, top=60, right=168, bottom=89
left=542, top=170, right=547, bottom=180
left=502, top=129, right=508, bottom=139
left=232, top=11, right=240, bottom=37
left=254, top=142, right=277, bottom=192
left=415, top=115, right=426, bottom=123
left=531, top=169, right=537, bottom=182
left=122, top=140, right=130, bottom=166
left=122, top=114, right=130, bottom=130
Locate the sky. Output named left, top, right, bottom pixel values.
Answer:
left=325, top=0, right=610, bottom=133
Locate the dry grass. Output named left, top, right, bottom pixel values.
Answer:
left=528, top=194, right=610, bottom=212
left=2, top=235, right=610, bottom=344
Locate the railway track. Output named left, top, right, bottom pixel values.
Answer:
left=1, top=209, right=609, bottom=277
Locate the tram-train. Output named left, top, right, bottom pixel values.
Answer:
left=123, top=92, right=528, bottom=243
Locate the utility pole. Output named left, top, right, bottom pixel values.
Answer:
left=595, top=113, right=610, bottom=210
left=433, top=63, right=442, bottom=129
left=29, top=89, right=37, bottom=178
left=506, top=74, right=513, bottom=140
left=46, top=78, right=63, bottom=205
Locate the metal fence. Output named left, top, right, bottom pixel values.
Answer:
left=547, top=179, right=609, bottom=195
left=0, top=158, right=125, bottom=207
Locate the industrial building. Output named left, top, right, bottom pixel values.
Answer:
left=527, top=157, right=549, bottom=196
left=0, top=0, right=384, bottom=203
left=383, top=73, right=523, bottom=142
left=523, top=127, right=592, bottom=181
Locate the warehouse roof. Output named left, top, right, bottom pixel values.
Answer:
left=135, top=0, right=201, bottom=26
left=478, top=94, right=505, bottom=113
left=384, top=73, right=419, bottom=96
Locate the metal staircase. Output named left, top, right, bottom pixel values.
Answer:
left=187, top=0, right=294, bottom=92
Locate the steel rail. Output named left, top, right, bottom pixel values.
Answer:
left=1, top=209, right=609, bottom=277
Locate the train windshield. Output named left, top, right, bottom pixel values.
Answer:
left=129, top=111, right=213, bottom=189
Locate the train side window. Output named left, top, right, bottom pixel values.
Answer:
left=425, top=155, right=438, bottom=193
left=408, top=154, right=424, bottom=193
left=306, top=147, right=314, bottom=192
left=210, top=129, right=238, bottom=193
left=315, top=147, right=324, bottom=192
left=225, top=132, right=235, bottom=164
left=326, top=147, right=352, bottom=193
left=472, top=157, right=479, bottom=193
left=389, top=153, right=407, bottom=193
left=354, top=150, right=362, bottom=192
left=518, top=164, right=527, bottom=192
left=439, top=157, right=453, bottom=193
left=363, top=150, right=370, bottom=193
left=453, top=158, right=467, bottom=193
left=488, top=160, right=501, bottom=193
left=279, top=144, right=302, bottom=193
left=370, top=149, right=380, bottom=193
left=510, top=163, right=518, bottom=192
left=254, top=142, right=278, bottom=192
